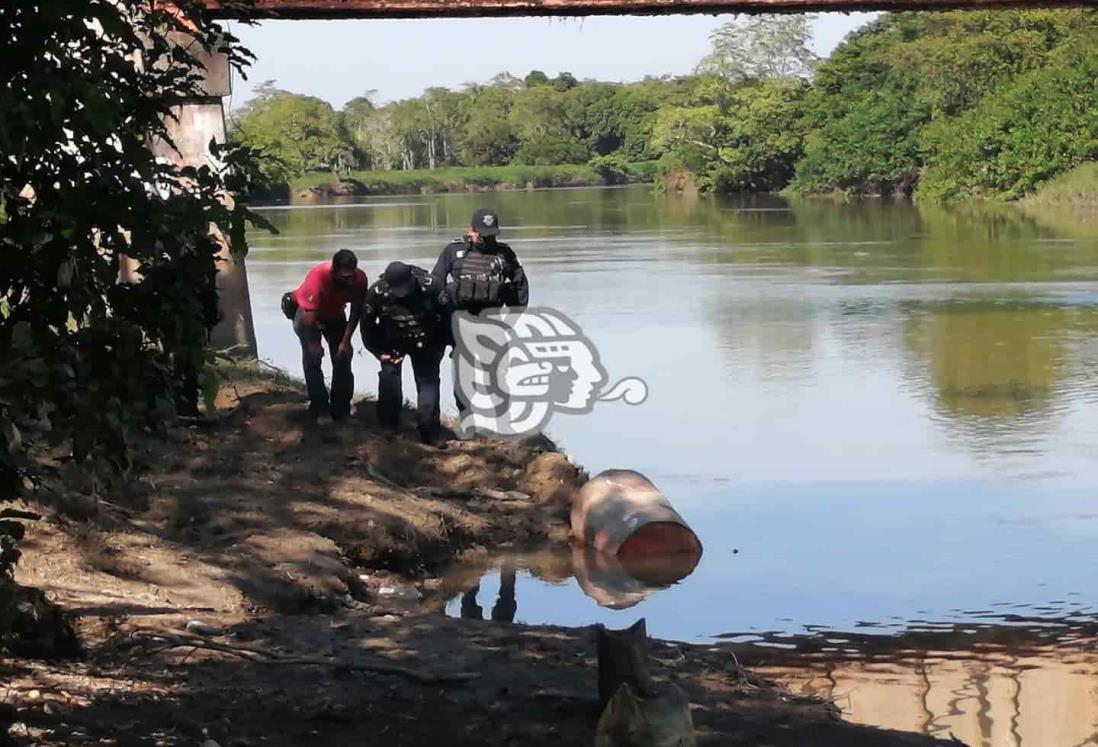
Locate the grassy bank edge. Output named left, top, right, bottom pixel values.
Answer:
left=287, top=162, right=659, bottom=197
left=1020, top=162, right=1098, bottom=209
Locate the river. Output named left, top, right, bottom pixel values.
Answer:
left=247, top=186, right=1098, bottom=745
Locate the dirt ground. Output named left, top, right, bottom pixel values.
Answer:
left=2, top=363, right=960, bottom=746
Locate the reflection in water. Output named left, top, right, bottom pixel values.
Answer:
left=572, top=544, right=702, bottom=610
left=443, top=547, right=700, bottom=619
left=460, top=561, right=518, bottom=622
left=729, top=614, right=1098, bottom=746
left=762, top=650, right=1098, bottom=746
left=444, top=550, right=1098, bottom=746
left=903, top=301, right=1067, bottom=424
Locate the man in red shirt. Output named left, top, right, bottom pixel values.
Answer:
left=291, top=249, right=367, bottom=423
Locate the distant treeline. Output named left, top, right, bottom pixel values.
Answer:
left=230, top=10, right=1098, bottom=202
left=230, top=68, right=690, bottom=193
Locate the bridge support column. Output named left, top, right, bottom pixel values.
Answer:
left=151, top=28, right=258, bottom=359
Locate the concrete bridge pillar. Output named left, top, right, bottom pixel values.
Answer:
left=149, top=28, right=258, bottom=358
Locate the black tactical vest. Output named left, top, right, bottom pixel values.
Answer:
left=452, top=246, right=505, bottom=306
left=380, top=302, right=428, bottom=352
left=377, top=272, right=434, bottom=352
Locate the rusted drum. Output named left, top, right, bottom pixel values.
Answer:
left=571, top=469, right=702, bottom=559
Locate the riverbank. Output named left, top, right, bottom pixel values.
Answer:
left=1021, top=162, right=1098, bottom=210
left=3, top=362, right=957, bottom=746
left=285, top=162, right=658, bottom=199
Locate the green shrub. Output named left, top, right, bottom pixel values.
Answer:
left=791, top=82, right=929, bottom=195
left=1, top=1, right=267, bottom=499
left=918, top=46, right=1098, bottom=201
left=513, top=135, right=590, bottom=166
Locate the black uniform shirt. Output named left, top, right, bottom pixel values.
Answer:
left=360, top=270, right=451, bottom=356
left=431, top=239, right=529, bottom=314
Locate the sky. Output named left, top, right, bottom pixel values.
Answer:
left=225, top=12, right=876, bottom=111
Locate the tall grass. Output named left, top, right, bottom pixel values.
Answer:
left=1022, top=162, right=1098, bottom=208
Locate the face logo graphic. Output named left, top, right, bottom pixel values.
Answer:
left=482, top=214, right=496, bottom=227
left=452, top=308, right=648, bottom=438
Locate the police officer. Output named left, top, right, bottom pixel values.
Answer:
left=360, top=261, right=451, bottom=444
left=433, top=209, right=529, bottom=416
left=431, top=208, right=529, bottom=315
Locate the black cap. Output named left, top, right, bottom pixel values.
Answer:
left=382, top=261, right=417, bottom=298
left=471, top=208, right=501, bottom=237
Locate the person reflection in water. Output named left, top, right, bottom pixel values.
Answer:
left=460, top=561, right=517, bottom=622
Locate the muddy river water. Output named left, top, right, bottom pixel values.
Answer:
left=248, top=186, right=1098, bottom=745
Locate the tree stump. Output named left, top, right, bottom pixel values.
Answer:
left=596, top=618, right=655, bottom=712
left=595, top=619, right=696, bottom=747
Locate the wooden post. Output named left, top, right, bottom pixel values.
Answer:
left=595, top=618, right=697, bottom=747
left=596, top=618, right=655, bottom=712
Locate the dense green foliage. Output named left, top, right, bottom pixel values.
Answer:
left=233, top=10, right=1096, bottom=201
left=231, top=71, right=692, bottom=190
left=654, top=77, right=810, bottom=193
left=0, top=0, right=266, bottom=516
left=232, top=82, right=354, bottom=183
left=653, top=10, right=1097, bottom=200
left=918, top=43, right=1098, bottom=201
left=789, top=10, right=1098, bottom=198
left=658, top=9, right=1098, bottom=200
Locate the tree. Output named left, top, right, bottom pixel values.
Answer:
left=509, top=86, right=570, bottom=141
left=490, top=72, right=524, bottom=91
left=0, top=1, right=268, bottom=512
left=697, top=15, right=817, bottom=83
left=461, top=87, right=519, bottom=166
left=788, top=9, right=1098, bottom=198
left=568, top=82, right=622, bottom=155
left=232, top=91, right=353, bottom=181
left=565, top=80, right=686, bottom=160
left=553, top=72, right=579, bottom=91
left=524, top=70, right=551, bottom=88
left=792, top=78, right=929, bottom=195
left=513, top=135, right=589, bottom=165
left=387, top=98, right=430, bottom=170
left=918, top=43, right=1098, bottom=201
left=422, top=87, right=468, bottom=167
left=343, top=91, right=385, bottom=168
left=655, top=79, right=809, bottom=193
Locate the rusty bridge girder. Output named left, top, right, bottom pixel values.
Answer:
left=203, top=0, right=1093, bottom=18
